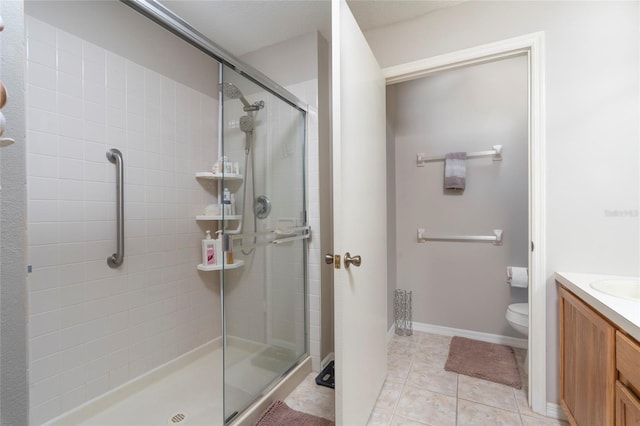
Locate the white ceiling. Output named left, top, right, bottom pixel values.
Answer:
left=160, top=1, right=461, bottom=57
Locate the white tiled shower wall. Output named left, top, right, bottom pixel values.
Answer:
left=26, top=17, right=221, bottom=425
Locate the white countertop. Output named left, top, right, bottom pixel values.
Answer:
left=555, top=272, right=640, bottom=342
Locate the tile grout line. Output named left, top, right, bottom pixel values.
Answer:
left=454, top=373, right=459, bottom=426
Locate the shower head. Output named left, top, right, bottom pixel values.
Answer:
left=219, top=82, right=251, bottom=109
left=239, top=115, right=254, bottom=133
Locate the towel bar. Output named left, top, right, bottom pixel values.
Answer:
left=417, top=145, right=502, bottom=166
left=417, top=228, right=503, bottom=245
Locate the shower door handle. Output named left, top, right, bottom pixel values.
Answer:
left=107, top=148, right=124, bottom=268
left=344, top=252, right=361, bottom=268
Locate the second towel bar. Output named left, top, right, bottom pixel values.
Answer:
left=417, top=145, right=503, bottom=166
left=417, top=228, right=503, bottom=245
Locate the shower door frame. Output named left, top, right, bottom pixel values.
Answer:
left=383, top=32, right=547, bottom=417
left=123, top=0, right=308, bottom=112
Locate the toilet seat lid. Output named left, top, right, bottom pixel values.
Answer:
left=508, top=303, right=528, bottom=317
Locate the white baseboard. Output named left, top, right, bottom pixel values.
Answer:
left=546, top=402, right=568, bottom=421
left=387, top=323, right=396, bottom=345
left=412, top=321, right=528, bottom=349
left=321, top=352, right=334, bottom=369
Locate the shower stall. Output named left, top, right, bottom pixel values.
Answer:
left=23, top=1, right=309, bottom=425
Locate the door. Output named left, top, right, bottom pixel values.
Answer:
left=331, top=1, right=388, bottom=424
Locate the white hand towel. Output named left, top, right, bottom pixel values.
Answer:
left=444, top=152, right=467, bottom=190
left=507, top=266, right=528, bottom=288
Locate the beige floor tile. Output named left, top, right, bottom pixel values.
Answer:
left=373, top=380, right=405, bottom=413
left=458, top=375, right=519, bottom=412
left=521, top=414, right=569, bottom=426
left=406, top=361, right=458, bottom=396
left=413, top=335, right=451, bottom=368
left=389, top=351, right=413, bottom=364
left=389, top=340, right=419, bottom=358
left=284, top=373, right=335, bottom=421
left=395, top=385, right=456, bottom=426
left=391, top=332, right=422, bottom=344
left=368, top=408, right=394, bottom=426
left=513, top=388, right=551, bottom=421
left=387, top=355, right=412, bottom=383
left=418, top=333, right=451, bottom=347
left=391, top=414, right=432, bottom=425
left=284, top=333, right=565, bottom=426
left=413, top=352, right=449, bottom=369
left=457, top=399, right=522, bottom=426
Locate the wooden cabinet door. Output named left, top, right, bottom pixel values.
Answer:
left=559, top=286, right=616, bottom=426
left=616, top=381, right=640, bottom=426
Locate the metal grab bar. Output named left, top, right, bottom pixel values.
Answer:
left=107, top=149, right=124, bottom=267
left=417, top=228, right=503, bottom=245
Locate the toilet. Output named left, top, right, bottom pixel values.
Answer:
left=506, top=302, right=529, bottom=336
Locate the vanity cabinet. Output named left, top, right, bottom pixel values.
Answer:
left=616, top=332, right=640, bottom=426
left=559, top=284, right=640, bottom=426
left=559, top=286, right=616, bottom=426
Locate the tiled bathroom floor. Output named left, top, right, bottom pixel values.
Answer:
left=286, top=331, right=569, bottom=425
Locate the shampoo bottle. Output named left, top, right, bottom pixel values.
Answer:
left=202, top=230, right=216, bottom=266
left=214, top=231, right=223, bottom=265
left=224, top=234, right=234, bottom=265
left=223, top=188, right=231, bottom=216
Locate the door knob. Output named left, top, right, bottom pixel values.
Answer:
left=325, top=253, right=341, bottom=269
left=344, top=252, right=361, bottom=268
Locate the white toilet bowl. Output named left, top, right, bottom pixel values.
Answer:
left=506, top=302, right=529, bottom=336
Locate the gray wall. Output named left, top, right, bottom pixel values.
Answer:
left=366, top=0, right=639, bottom=405
left=1, top=1, right=28, bottom=424
left=385, top=87, right=397, bottom=331
left=388, top=55, right=528, bottom=337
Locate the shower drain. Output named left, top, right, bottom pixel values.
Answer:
left=169, top=413, right=186, bottom=424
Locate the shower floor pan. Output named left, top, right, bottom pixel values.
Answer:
left=46, top=338, right=306, bottom=426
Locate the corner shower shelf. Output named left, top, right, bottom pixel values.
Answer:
left=197, top=260, right=245, bottom=271
left=196, top=215, right=242, bottom=221
left=195, top=172, right=243, bottom=181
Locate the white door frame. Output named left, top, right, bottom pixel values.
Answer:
left=382, top=32, right=547, bottom=416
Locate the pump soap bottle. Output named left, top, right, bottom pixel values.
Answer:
left=202, top=230, right=216, bottom=266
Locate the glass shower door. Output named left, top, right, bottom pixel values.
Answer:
left=219, top=64, right=307, bottom=423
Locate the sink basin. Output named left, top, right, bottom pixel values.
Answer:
left=590, top=279, right=640, bottom=302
